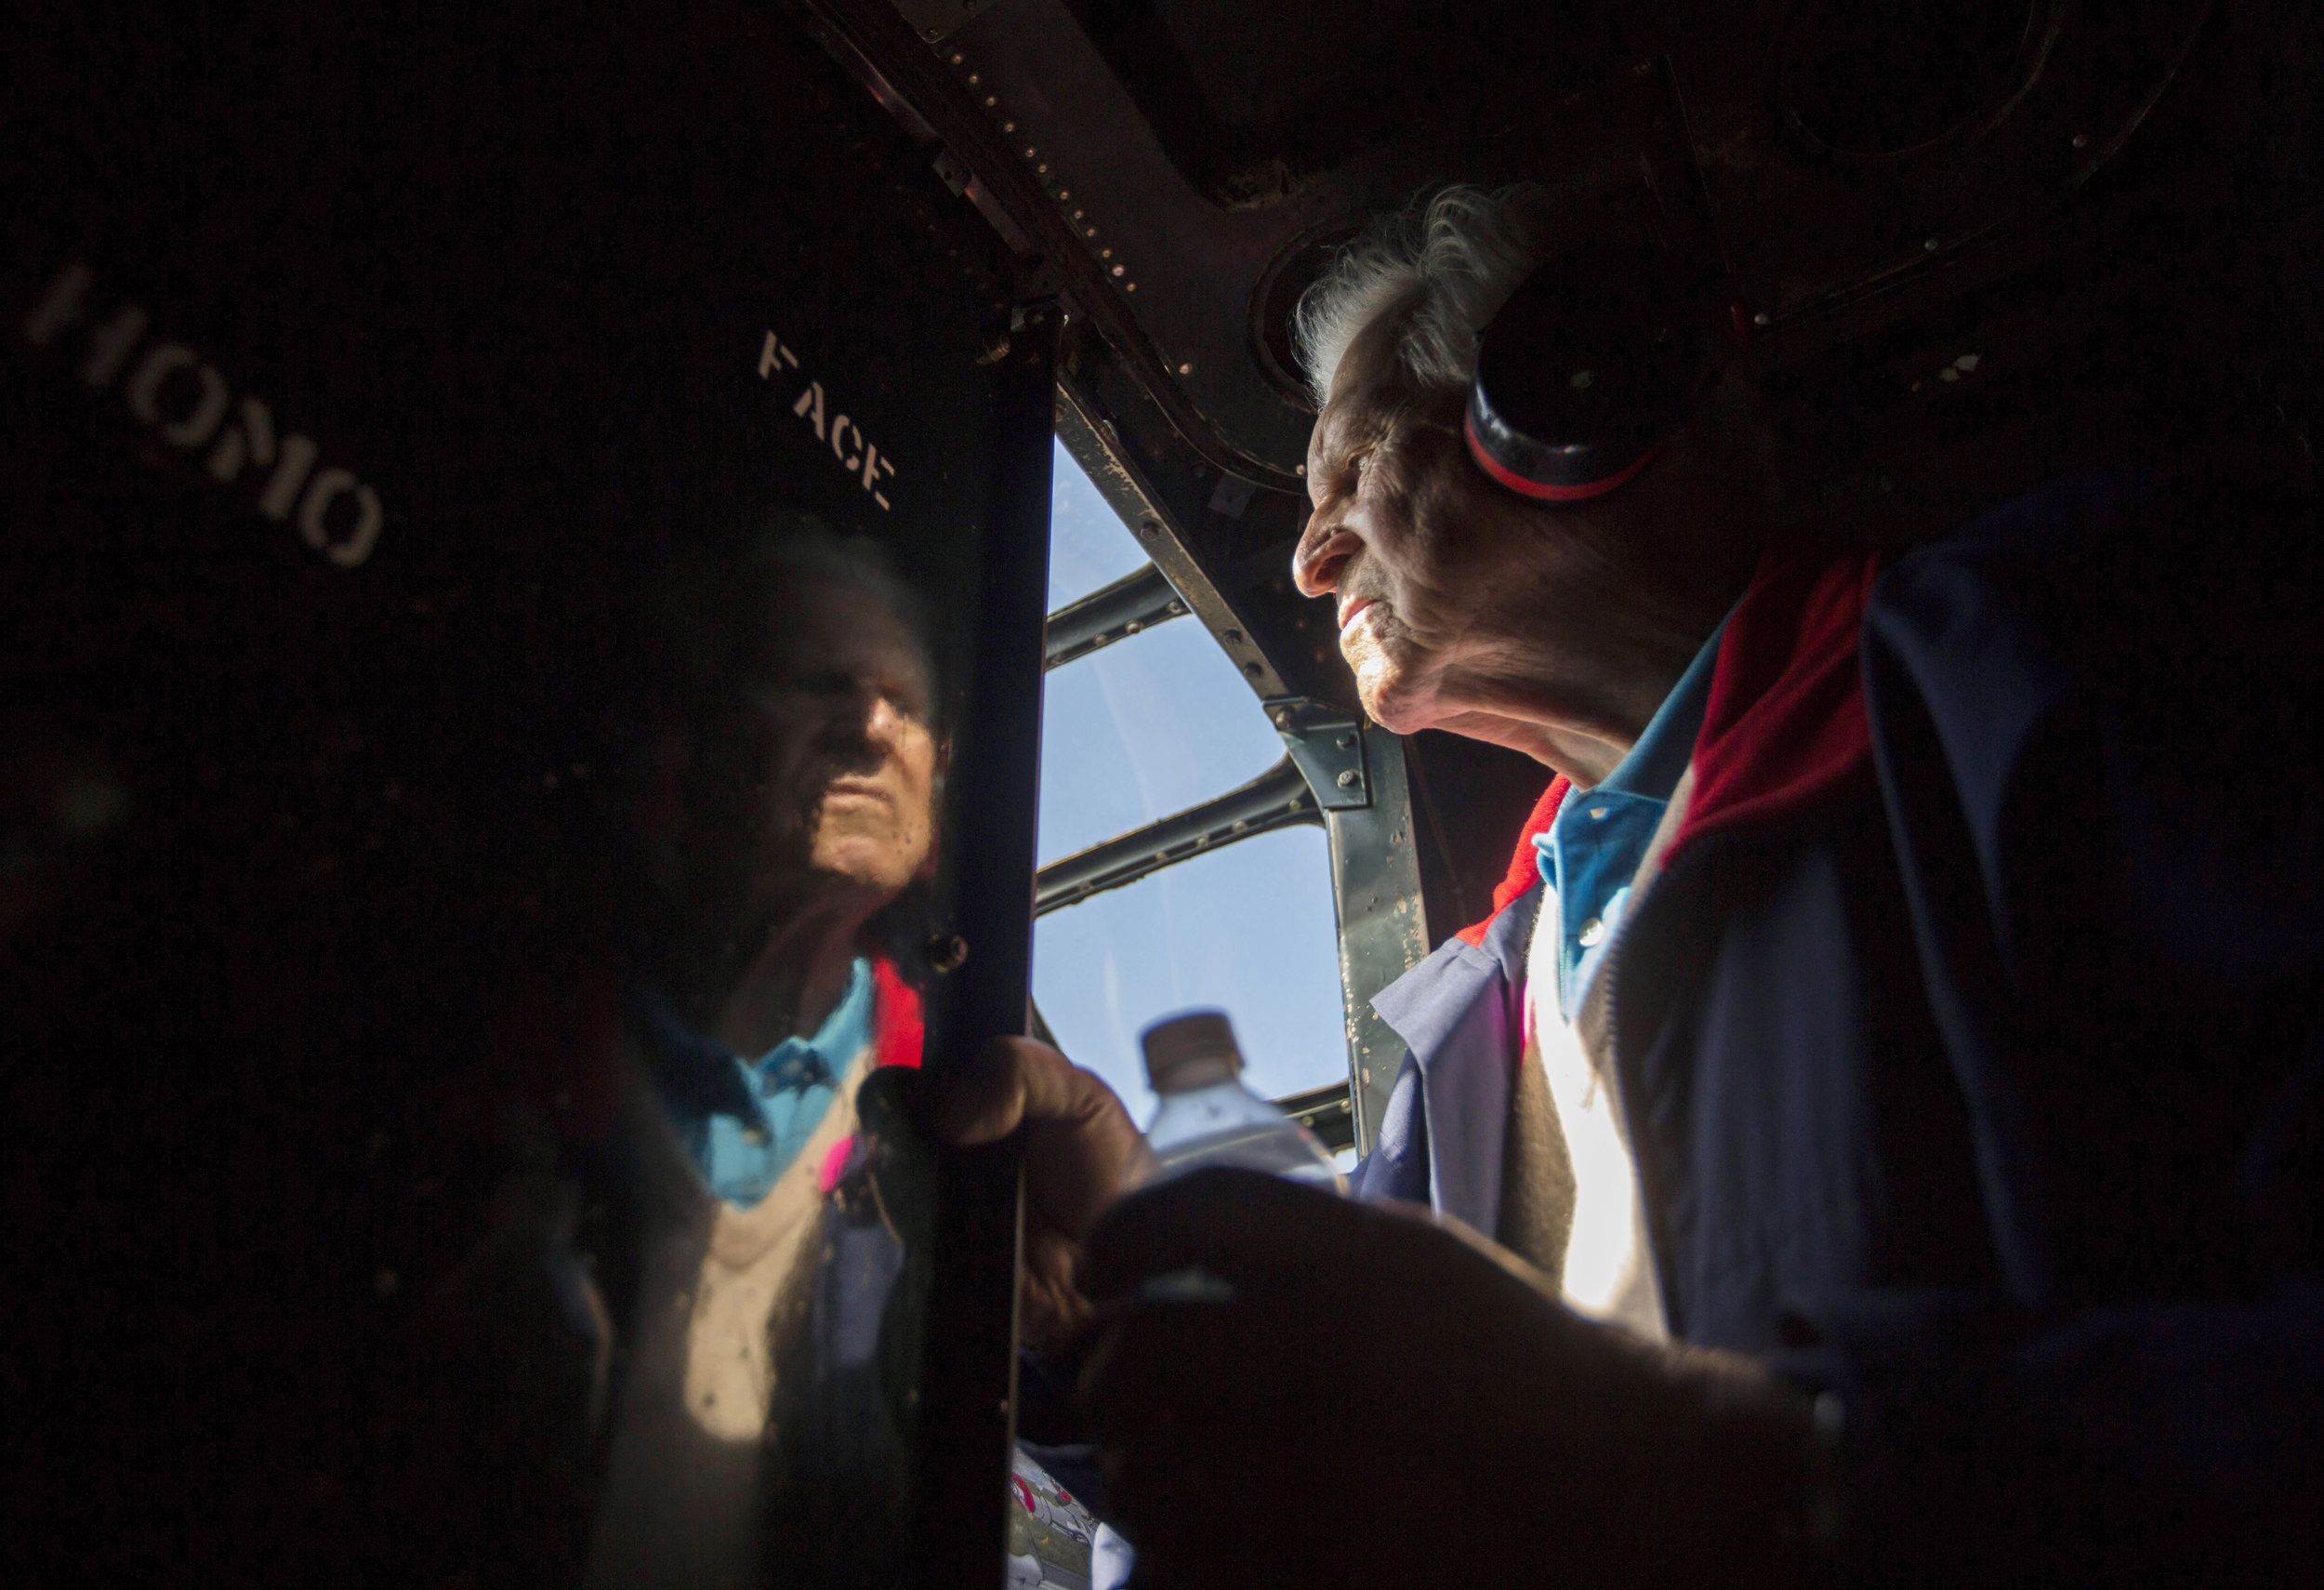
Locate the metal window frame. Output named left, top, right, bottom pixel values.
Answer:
left=1041, top=400, right=1430, bottom=1154
left=1043, top=562, right=1188, bottom=669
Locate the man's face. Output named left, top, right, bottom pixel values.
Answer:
left=1293, top=305, right=1601, bottom=741
left=750, top=581, right=940, bottom=902
left=1288, top=300, right=1755, bottom=785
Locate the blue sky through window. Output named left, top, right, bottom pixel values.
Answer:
left=1032, top=439, right=1349, bottom=1126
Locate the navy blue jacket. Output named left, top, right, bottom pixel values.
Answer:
left=1354, top=477, right=2323, bottom=1584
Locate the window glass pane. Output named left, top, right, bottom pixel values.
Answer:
left=1036, top=618, right=1286, bottom=864
left=1047, top=436, right=1150, bottom=609
left=1038, top=433, right=1282, bottom=863
left=1033, top=827, right=1349, bottom=1128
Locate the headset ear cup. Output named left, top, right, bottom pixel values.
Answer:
left=1466, top=243, right=1701, bottom=500
left=1464, top=404, right=1665, bottom=501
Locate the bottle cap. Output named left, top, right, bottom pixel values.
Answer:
left=1141, top=1011, right=1244, bottom=1093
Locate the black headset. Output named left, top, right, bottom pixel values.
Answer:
left=1464, top=242, right=1736, bottom=502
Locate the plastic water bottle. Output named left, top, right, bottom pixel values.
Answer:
left=1139, top=1012, right=1346, bottom=1195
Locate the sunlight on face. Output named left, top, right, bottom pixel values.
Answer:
left=759, top=582, right=940, bottom=900
left=1294, top=306, right=1565, bottom=737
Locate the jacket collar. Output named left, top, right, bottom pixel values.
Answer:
left=1455, top=778, right=1570, bottom=947
left=1455, top=538, right=1881, bottom=948
left=1376, top=880, right=1539, bottom=1045
left=1673, top=541, right=1880, bottom=854
left=1370, top=881, right=1541, bottom=1234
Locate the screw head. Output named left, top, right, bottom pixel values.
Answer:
left=1923, top=237, right=1941, bottom=252
left=1335, top=769, right=1362, bottom=788
left=2071, top=132, right=2090, bottom=150
left=1177, top=362, right=1194, bottom=376
left=1138, top=517, right=1160, bottom=537
left=1752, top=310, right=1771, bottom=327
left=924, top=934, right=971, bottom=974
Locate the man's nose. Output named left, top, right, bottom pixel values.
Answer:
left=862, top=691, right=909, bottom=751
left=812, top=684, right=890, bottom=766
left=1291, top=506, right=1356, bottom=599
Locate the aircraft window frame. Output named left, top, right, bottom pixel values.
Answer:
left=1034, top=430, right=1369, bottom=1148
left=1041, top=381, right=1430, bottom=1157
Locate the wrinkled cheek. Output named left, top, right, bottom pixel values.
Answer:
left=1348, top=635, right=1434, bottom=733
left=888, top=813, right=934, bottom=883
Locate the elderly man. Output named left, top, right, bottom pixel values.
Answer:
left=588, top=528, right=943, bottom=1588
left=956, top=183, right=2324, bottom=1589
left=634, top=529, right=939, bottom=1212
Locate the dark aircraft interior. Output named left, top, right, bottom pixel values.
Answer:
left=6, top=1, right=2317, bottom=1585
left=903, top=0, right=2321, bottom=1139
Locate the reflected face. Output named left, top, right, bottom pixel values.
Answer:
left=752, top=581, right=940, bottom=901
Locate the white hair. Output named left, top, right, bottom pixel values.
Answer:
left=1292, top=183, right=1562, bottom=408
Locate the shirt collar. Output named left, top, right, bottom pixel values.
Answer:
left=639, top=955, right=877, bottom=1123
left=754, top=956, right=875, bottom=1092
left=1594, top=610, right=1730, bottom=803
left=1531, top=613, right=1731, bottom=1020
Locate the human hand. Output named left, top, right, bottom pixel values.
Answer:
left=1079, top=1169, right=1815, bottom=1590
left=930, top=1034, right=1155, bottom=1355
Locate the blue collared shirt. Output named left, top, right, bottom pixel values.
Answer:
left=1535, top=616, right=1729, bottom=1019
left=640, top=957, right=876, bottom=1208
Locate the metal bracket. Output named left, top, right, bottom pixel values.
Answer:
left=1322, top=728, right=1429, bottom=1153
left=1263, top=696, right=1369, bottom=810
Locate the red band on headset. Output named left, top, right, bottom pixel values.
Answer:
left=1464, top=412, right=1664, bottom=501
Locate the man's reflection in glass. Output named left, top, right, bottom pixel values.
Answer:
left=590, top=524, right=938, bottom=1588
